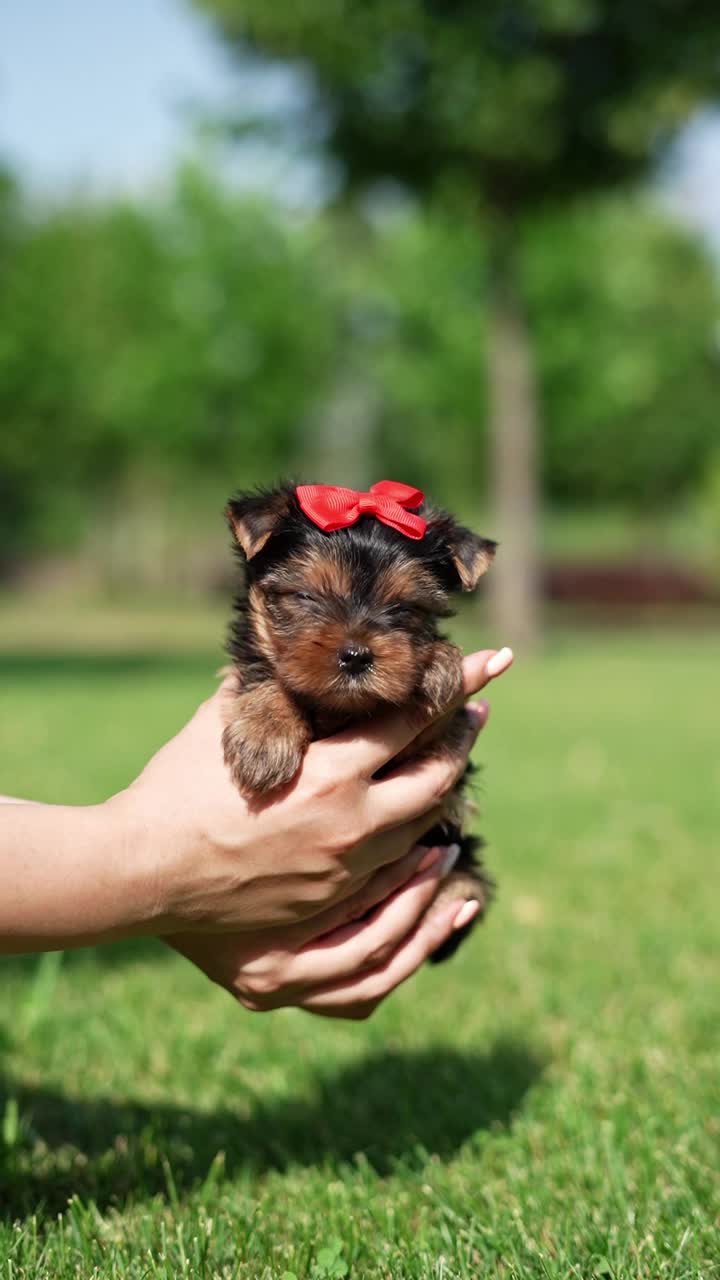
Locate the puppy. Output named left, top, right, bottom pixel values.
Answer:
left=222, top=480, right=497, bottom=962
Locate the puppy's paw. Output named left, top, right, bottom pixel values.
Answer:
left=223, top=722, right=308, bottom=795
left=417, top=640, right=464, bottom=718
left=426, top=837, right=495, bottom=964
left=406, top=706, right=475, bottom=769
left=430, top=865, right=493, bottom=920
left=222, top=679, right=311, bottom=797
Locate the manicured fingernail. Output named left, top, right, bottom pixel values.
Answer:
left=487, top=647, right=513, bottom=677
left=453, top=900, right=481, bottom=930
left=441, top=843, right=461, bottom=876
left=465, top=699, right=489, bottom=728
left=415, top=845, right=443, bottom=873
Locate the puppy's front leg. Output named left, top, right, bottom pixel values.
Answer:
left=223, top=679, right=311, bottom=796
left=387, top=640, right=473, bottom=848
left=418, top=639, right=465, bottom=720
left=390, top=641, right=465, bottom=769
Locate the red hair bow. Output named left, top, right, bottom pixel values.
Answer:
left=296, top=481, right=427, bottom=540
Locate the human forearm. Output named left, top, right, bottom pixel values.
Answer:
left=0, top=647, right=512, bottom=960
left=0, top=797, right=156, bottom=954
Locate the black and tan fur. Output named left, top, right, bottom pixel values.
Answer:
left=223, top=483, right=497, bottom=963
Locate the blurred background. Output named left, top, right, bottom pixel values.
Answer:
left=1, top=0, right=719, bottom=655
left=2, top=9, right=719, bottom=1271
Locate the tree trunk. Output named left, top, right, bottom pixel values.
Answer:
left=310, top=367, right=378, bottom=489
left=486, top=229, right=542, bottom=652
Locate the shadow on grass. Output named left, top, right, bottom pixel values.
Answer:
left=0, top=1039, right=543, bottom=1214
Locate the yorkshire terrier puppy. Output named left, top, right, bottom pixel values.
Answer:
left=222, top=480, right=497, bottom=962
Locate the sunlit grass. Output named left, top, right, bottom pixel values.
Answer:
left=1, top=605, right=718, bottom=1277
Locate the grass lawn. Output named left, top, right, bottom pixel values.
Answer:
left=0, top=602, right=718, bottom=1278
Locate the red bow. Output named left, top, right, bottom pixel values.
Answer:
left=296, top=481, right=427, bottom=540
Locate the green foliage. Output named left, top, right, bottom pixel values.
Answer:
left=695, top=451, right=720, bottom=547
left=332, top=212, right=489, bottom=506
left=196, top=0, right=720, bottom=213
left=0, top=191, right=122, bottom=554
left=311, top=1239, right=349, bottom=1278
left=1, top=171, right=718, bottom=568
left=343, top=201, right=719, bottom=508
left=0, top=167, right=338, bottom=556
left=524, top=199, right=720, bottom=505
left=194, top=0, right=720, bottom=563
left=121, top=168, right=336, bottom=475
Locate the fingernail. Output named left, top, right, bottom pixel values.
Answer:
left=487, top=647, right=514, bottom=677
left=465, top=699, right=489, bottom=728
left=453, top=900, right=481, bottom=930
left=441, top=843, right=461, bottom=876
left=415, top=845, right=443, bottom=873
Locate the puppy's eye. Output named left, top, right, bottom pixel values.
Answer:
left=386, top=603, right=421, bottom=623
left=294, top=591, right=319, bottom=605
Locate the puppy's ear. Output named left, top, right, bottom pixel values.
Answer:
left=225, top=489, right=293, bottom=560
left=448, top=527, right=497, bottom=591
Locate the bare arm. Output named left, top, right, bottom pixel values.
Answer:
left=0, top=797, right=157, bottom=952
left=0, top=647, right=512, bottom=958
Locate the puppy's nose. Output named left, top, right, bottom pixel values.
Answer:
left=337, top=643, right=373, bottom=676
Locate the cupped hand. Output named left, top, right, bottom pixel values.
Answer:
left=116, top=647, right=513, bottom=936
left=169, top=842, right=482, bottom=1019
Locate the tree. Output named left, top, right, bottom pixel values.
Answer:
left=344, top=198, right=719, bottom=514
left=524, top=198, right=720, bottom=509
left=0, top=168, right=340, bottom=571
left=195, top=0, right=720, bottom=646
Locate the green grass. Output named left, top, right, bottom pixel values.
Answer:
left=0, top=607, right=718, bottom=1278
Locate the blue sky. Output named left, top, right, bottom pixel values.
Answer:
left=0, top=0, right=241, bottom=191
left=1, top=0, right=719, bottom=244
left=662, top=111, right=720, bottom=250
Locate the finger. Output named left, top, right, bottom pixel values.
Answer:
left=343, top=799, right=452, bottom=884
left=367, top=708, right=482, bottom=831
left=464, top=646, right=513, bottom=696
left=232, top=851, right=454, bottom=1012
left=276, top=804, right=445, bottom=935
left=299, top=895, right=479, bottom=1013
left=284, top=855, right=448, bottom=986
left=315, top=648, right=511, bottom=779
left=289, top=834, right=445, bottom=944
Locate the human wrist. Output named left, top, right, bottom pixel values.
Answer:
left=101, top=786, right=181, bottom=938
left=74, top=797, right=159, bottom=940
left=104, top=776, right=233, bottom=938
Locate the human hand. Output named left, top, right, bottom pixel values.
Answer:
left=116, top=647, right=513, bottom=937
left=169, top=843, right=482, bottom=1019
